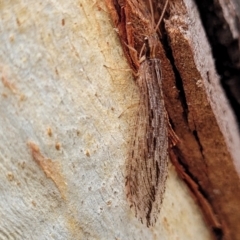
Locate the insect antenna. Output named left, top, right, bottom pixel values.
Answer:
left=148, top=0, right=155, bottom=30
left=154, top=0, right=169, bottom=32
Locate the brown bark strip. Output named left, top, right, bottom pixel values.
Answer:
left=165, top=1, right=240, bottom=240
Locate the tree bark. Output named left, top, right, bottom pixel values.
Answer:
left=0, top=0, right=239, bottom=239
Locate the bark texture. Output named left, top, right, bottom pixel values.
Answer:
left=165, top=1, right=240, bottom=240
left=0, top=0, right=239, bottom=239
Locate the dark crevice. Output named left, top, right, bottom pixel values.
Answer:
left=194, top=0, right=240, bottom=129
left=160, top=30, right=189, bottom=125
left=168, top=117, right=176, bottom=130
left=192, top=129, right=204, bottom=156
left=213, top=228, right=224, bottom=240
left=173, top=147, right=202, bottom=186
left=192, top=128, right=210, bottom=181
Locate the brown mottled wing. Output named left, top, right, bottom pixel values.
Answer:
left=126, top=59, right=168, bottom=226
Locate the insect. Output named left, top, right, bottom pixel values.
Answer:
left=106, top=0, right=176, bottom=226
left=125, top=0, right=169, bottom=227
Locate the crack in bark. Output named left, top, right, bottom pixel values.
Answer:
left=195, top=0, right=240, bottom=128
left=160, top=14, right=224, bottom=239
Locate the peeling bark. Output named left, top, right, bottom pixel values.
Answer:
left=0, top=0, right=239, bottom=239
left=165, top=1, right=240, bottom=240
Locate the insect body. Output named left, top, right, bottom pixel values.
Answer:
left=106, top=0, right=171, bottom=226
left=126, top=35, right=168, bottom=227
left=125, top=1, right=169, bottom=226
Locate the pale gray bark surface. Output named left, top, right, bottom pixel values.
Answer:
left=2, top=0, right=238, bottom=239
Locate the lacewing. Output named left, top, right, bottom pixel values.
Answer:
left=107, top=0, right=172, bottom=226
left=125, top=0, right=169, bottom=226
